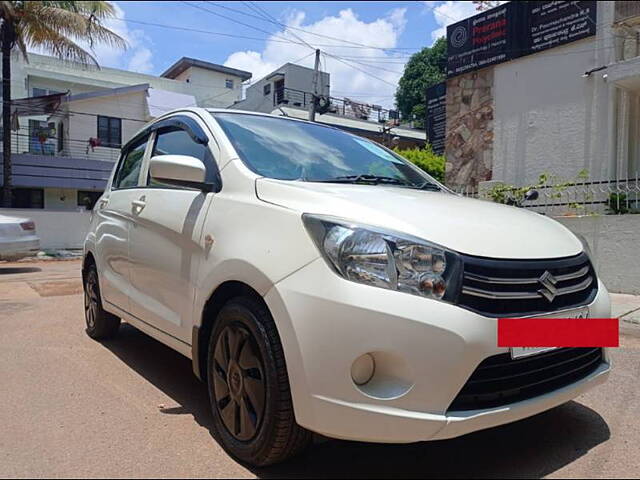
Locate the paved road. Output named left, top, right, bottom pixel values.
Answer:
left=1, top=260, right=639, bottom=479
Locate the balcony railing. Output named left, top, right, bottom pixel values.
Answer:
left=0, top=132, right=121, bottom=162
left=273, top=87, right=402, bottom=125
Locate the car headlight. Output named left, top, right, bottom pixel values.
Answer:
left=303, top=214, right=462, bottom=301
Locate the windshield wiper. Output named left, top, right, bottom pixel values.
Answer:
left=412, top=181, right=441, bottom=191
left=312, top=174, right=410, bottom=185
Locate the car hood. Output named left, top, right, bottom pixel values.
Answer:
left=255, top=179, right=583, bottom=259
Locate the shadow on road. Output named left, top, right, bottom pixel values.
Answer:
left=0, top=266, right=41, bottom=275
left=103, top=324, right=610, bottom=479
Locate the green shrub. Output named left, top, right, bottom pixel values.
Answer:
left=394, top=146, right=445, bottom=182
left=607, top=193, right=630, bottom=214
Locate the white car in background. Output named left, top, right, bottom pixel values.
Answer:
left=83, top=109, right=611, bottom=466
left=0, top=215, right=40, bottom=260
left=0, top=214, right=40, bottom=261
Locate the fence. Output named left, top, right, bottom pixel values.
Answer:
left=454, top=175, right=640, bottom=216
left=1, top=132, right=121, bottom=163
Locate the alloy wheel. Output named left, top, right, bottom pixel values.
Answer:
left=84, top=272, right=99, bottom=330
left=212, top=324, right=266, bottom=441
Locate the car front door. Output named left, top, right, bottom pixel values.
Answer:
left=95, top=135, right=151, bottom=313
left=127, top=115, right=218, bottom=344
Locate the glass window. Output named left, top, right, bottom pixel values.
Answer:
left=148, top=127, right=208, bottom=187
left=77, top=191, right=103, bottom=210
left=12, top=188, right=44, bottom=209
left=263, top=83, right=271, bottom=96
left=212, top=113, right=439, bottom=189
left=97, top=116, right=122, bottom=148
left=225, top=79, right=234, bottom=89
left=113, top=138, right=147, bottom=189
left=152, top=128, right=207, bottom=160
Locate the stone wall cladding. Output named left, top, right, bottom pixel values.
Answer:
left=445, top=67, right=494, bottom=188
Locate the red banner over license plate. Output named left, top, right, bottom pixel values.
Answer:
left=498, top=317, right=619, bottom=348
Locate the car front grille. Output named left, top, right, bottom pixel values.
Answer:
left=457, top=253, right=597, bottom=317
left=448, top=347, right=604, bottom=411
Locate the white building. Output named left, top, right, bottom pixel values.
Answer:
left=444, top=1, right=640, bottom=192
left=232, top=62, right=426, bottom=149
left=1, top=53, right=251, bottom=210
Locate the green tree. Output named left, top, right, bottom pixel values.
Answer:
left=394, top=146, right=445, bottom=182
left=1, top=1, right=126, bottom=207
left=395, top=37, right=447, bottom=129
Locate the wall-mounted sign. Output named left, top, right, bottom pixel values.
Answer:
left=426, top=82, right=447, bottom=156
left=447, top=1, right=597, bottom=77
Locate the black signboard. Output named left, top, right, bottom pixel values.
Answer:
left=447, top=4, right=516, bottom=77
left=447, top=1, right=597, bottom=77
left=524, top=1, right=597, bottom=54
left=426, top=82, right=447, bottom=156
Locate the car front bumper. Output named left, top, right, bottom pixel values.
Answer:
left=265, top=258, right=612, bottom=444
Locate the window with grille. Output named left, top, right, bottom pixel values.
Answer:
left=97, top=116, right=122, bottom=148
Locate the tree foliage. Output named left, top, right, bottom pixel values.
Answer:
left=0, top=1, right=126, bottom=64
left=394, top=146, right=445, bottom=182
left=395, top=37, right=447, bottom=129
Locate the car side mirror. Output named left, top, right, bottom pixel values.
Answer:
left=149, top=155, right=210, bottom=191
left=524, top=189, right=539, bottom=201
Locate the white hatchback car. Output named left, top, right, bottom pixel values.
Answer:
left=83, top=108, right=611, bottom=466
left=0, top=214, right=40, bottom=261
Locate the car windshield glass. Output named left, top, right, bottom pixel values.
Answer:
left=212, top=112, right=441, bottom=190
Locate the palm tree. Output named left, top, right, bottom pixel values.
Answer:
left=1, top=1, right=126, bottom=207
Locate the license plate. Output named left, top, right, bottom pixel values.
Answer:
left=509, top=307, right=589, bottom=360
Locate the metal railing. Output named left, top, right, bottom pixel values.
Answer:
left=454, top=175, right=640, bottom=216
left=273, top=87, right=402, bottom=125
left=0, top=132, right=121, bottom=162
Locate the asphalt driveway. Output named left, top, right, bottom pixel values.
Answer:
left=1, top=259, right=639, bottom=478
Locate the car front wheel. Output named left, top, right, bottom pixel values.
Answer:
left=207, top=296, right=311, bottom=466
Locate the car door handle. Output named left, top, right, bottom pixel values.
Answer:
left=131, top=199, right=146, bottom=211
left=98, top=199, right=109, bottom=209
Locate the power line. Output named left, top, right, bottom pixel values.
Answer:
left=181, top=1, right=317, bottom=52
left=115, top=15, right=423, bottom=51
left=240, top=1, right=315, bottom=52
left=206, top=0, right=414, bottom=53
left=324, top=52, right=398, bottom=88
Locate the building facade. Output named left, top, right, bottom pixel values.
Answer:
left=1, top=54, right=251, bottom=210
left=436, top=1, right=640, bottom=190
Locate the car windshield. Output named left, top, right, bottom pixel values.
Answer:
left=212, top=112, right=441, bottom=190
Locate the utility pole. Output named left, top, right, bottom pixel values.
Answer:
left=309, top=49, right=321, bottom=122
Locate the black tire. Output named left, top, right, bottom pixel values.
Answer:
left=83, top=264, right=120, bottom=340
left=207, top=296, right=311, bottom=467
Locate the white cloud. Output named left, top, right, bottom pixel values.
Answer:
left=127, top=47, right=153, bottom=74
left=427, top=1, right=478, bottom=42
left=85, top=2, right=155, bottom=73
left=223, top=8, right=409, bottom=110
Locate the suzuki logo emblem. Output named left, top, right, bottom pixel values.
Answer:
left=538, top=271, right=558, bottom=302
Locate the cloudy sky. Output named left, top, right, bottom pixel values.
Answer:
left=86, top=1, right=479, bottom=109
